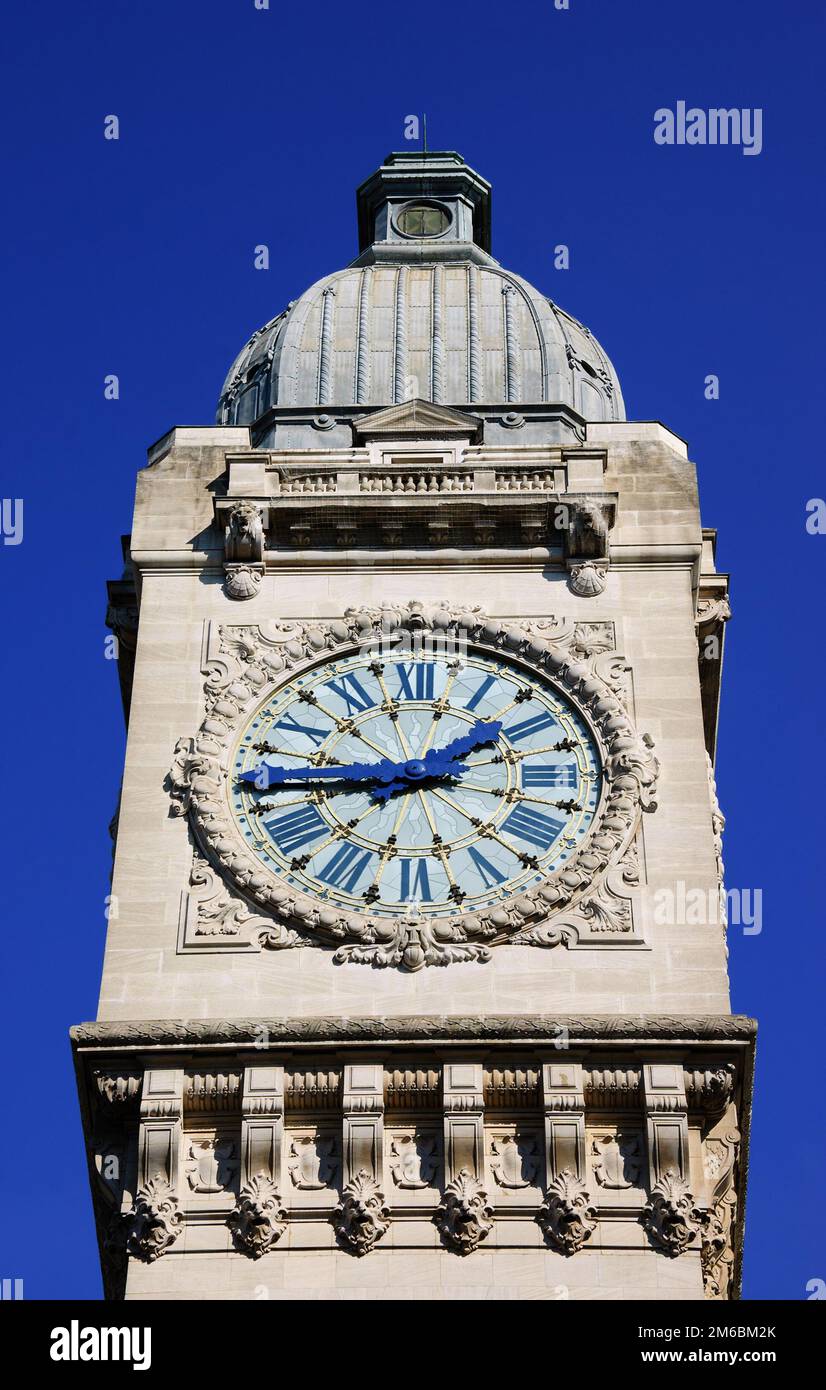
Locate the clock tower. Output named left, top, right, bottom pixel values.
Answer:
left=73, top=151, right=754, bottom=1300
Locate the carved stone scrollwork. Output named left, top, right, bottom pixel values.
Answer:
left=228, top=1176, right=287, bottom=1258
left=696, top=595, right=732, bottom=628
left=642, top=1170, right=702, bottom=1256
left=685, top=1062, right=737, bottom=1115
left=178, top=850, right=304, bottom=952
left=537, top=1170, right=597, bottom=1253
left=332, top=1170, right=390, bottom=1256
left=170, top=602, right=659, bottom=968
left=701, top=1189, right=737, bottom=1299
left=127, top=1176, right=183, bottom=1262
left=434, top=1169, right=494, bottom=1254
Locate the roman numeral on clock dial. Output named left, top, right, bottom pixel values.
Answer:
left=317, top=842, right=374, bottom=893
left=467, top=844, right=507, bottom=888
left=522, top=763, right=578, bottom=789
left=323, top=672, right=375, bottom=715
left=266, top=803, right=327, bottom=854
left=394, top=663, right=435, bottom=700
left=273, top=712, right=332, bottom=746
left=500, top=804, right=566, bottom=850
left=503, top=709, right=558, bottom=743
left=399, top=857, right=433, bottom=902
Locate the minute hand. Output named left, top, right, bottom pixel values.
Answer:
left=416, top=720, right=503, bottom=776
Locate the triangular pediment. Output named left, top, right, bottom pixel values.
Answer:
left=352, top=398, right=483, bottom=441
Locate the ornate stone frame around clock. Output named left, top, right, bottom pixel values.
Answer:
left=168, top=601, right=659, bottom=971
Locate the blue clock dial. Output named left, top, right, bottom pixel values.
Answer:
left=229, top=649, right=603, bottom=918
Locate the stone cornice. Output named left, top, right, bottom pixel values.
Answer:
left=72, top=1013, right=757, bottom=1051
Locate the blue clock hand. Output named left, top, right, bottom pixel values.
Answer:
left=369, top=720, right=503, bottom=802
left=239, top=755, right=406, bottom=791
left=240, top=719, right=503, bottom=793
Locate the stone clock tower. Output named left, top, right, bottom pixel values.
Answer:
left=73, top=151, right=754, bottom=1301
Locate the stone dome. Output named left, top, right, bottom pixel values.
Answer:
left=217, top=152, right=624, bottom=427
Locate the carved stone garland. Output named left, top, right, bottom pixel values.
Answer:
left=169, top=601, right=659, bottom=970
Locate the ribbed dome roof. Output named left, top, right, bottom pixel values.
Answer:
left=217, top=153, right=624, bottom=426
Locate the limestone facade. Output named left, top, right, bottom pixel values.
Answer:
left=74, top=153, right=752, bottom=1301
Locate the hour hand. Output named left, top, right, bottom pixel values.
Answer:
left=239, top=757, right=400, bottom=791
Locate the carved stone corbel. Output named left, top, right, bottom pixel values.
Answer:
left=435, top=1063, right=491, bottom=1253
left=563, top=497, right=612, bottom=596
left=442, top=1063, right=484, bottom=1190
left=330, top=1064, right=388, bottom=1254
left=434, top=1169, right=494, bottom=1255
left=642, top=1170, right=702, bottom=1256
left=538, top=1170, right=597, bottom=1254
left=229, top=1066, right=287, bottom=1257
left=565, top=499, right=611, bottom=561
left=698, top=1099, right=741, bottom=1298
left=539, top=1061, right=596, bottom=1252
left=223, top=501, right=265, bottom=600
left=128, top=1069, right=184, bottom=1262
left=332, top=1170, right=390, bottom=1256
left=641, top=1064, right=700, bottom=1256
left=227, top=1176, right=286, bottom=1258
left=128, top=1176, right=184, bottom=1262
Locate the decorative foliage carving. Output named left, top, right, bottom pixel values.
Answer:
left=128, top=1177, right=183, bottom=1262
left=685, top=1063, right=737, bottom=1115
left=228, top=1176, right=286, bottom=1258
left=538, top=1170, right=597, bottom=1253
left=169, top=602, right=658, bottom=969
left=434, top=1169, right=494, bottom=1254
left=696, top=595, right=732, bottom=628
left=701, top=1189, right=737, bottom=1299
left=332, top=1170, right=390, bottom=1256
left=179, top=852, right=303, bottom=951
left=568, top=560, right=608, bottom=597
left=74, top=1014, right=757, bottom=1049
left=642, top=1170, right=702, bottom=1256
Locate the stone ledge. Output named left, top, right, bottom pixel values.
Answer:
left=71, top=1012, right=756, bottom=1050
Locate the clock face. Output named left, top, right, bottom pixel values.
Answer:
left=229, top=649, right=603, bottom=919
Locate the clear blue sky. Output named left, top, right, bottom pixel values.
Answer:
left=0, top=0, right=823, bottom=1299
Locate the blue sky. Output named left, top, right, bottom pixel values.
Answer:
left=0, top=0, right=823, bottom=1298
